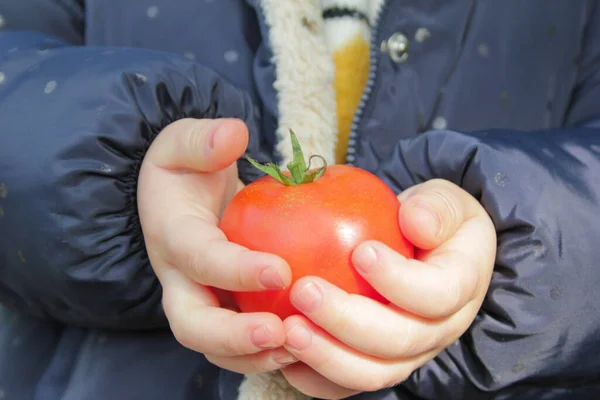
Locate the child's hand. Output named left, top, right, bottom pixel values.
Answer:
left=137, top=118, right=296, bottom=374
left=280, top=179, right=497, bottom=399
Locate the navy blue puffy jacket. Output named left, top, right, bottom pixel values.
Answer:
left=0, top=1, right=599, bottom=399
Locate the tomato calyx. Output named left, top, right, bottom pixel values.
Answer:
left=245, top=129, right=328, bottom=186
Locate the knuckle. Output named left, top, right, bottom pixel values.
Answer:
left=430, top=188, right=461, bottom=227
left=162, top=292, right=205, bottom=353
left=353, top=370, right=398, bottom=392
left=219, top=335, right=238, bottom=356
left=234, top=250, right=251, bottom=289
left=387, top=370, right=410, bottom=388
left=438, top=272, right=463, bottom=317
left=188, top=246, right=210, bottom=284
left=328, top=298, right=355, bottom=334
left=163, top=220, right=190, bottom=266
left=217, top=315, right=243, bottom=355
left=424, top=256, right=467, bottom=318
left=170, top=318, right=197, bottom=351
left=185, top=121, right=209, bottom=155
left=393, top=319, right=416, bottom=358
left=375, top=369, right=409, bottom=391
left=250, top=357, right=275, bottom=374
left=310, top=348, right=336, bottom=374
left=161, top=288, right=179, bottom=325
left=356, top=378, right=380, bottom=392
left=464, top=260, right=483, bottom=300
left=429, top=178, right=458, bottom=192
left=163, top=224, right=180, bottom=260
left=203, top=354, right=220, bottom=367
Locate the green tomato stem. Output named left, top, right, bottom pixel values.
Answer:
left=245, top=129, right=328, bottom=186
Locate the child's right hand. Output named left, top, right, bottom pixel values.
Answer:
left=137, top=118, right=296, bottom=373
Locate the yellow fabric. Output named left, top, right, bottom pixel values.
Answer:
left=332, top=33, right=371, bottom=164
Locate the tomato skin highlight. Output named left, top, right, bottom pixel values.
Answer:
left=219, top=164, right=414, bottom=319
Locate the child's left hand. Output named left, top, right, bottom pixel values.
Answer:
left=281, top=179, right=497, bottom=399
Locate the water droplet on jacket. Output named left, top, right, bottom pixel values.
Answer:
left=133, top=73, right=147, bottom=86
left=44, top=80, right=57, bottom=94
left=146, top=5, right=159, bottom=19
left=100, top=164, right=112, bottom=173
left=478, top=43, right=490, bottom=57
left=494, top=173, right=508, bottom=187
left=511, top=362, right=525, bottom=373
left=0, top=14, right=5, bottom=29
left=432, top=116, right=447, bottom=130
left=0, top=183, right=7, bottom=198
left=184, top=51, right=195, bottom=60
left=224, top=50, right=239, bottom=63
left=414, top=27, right=431, bottom=42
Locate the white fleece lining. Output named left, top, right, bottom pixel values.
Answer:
left=260, top=0, right=338, bottom=169
left=324, top=18, right=371, bottom=51
left=238, top=369, right=309, bottom=400
left=237, top=1, right=336, bottom=399
left=369, top=0, right=386, bottom=23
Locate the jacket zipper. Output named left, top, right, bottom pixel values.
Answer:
left=345, top=0, right=390, bottom=165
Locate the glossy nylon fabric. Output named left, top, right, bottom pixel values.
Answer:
left=0, top=1, right=600, bottom=399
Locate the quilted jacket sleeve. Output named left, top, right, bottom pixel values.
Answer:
left=378, top=5, right=600, bottom=399
left=382, top=127, right=600, bottom=399
left=0, top=22, right=266, bottom=329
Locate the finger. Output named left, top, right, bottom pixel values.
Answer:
left=289, top=277, right=447, bottom=359
left=145, top=118, right=249, bottom=172
left=282, top=316, right=432, bottom=393
left=352, top=237, right=492, bottom=319
left=206, top=347, right=298, bottom=374
left=160, top=268, right=286, bottom=356
left=163, top=214, right=291, bottom=291
left=282, top=363, right=360, bottom=400
left=397, top=179, right=484, bottom=250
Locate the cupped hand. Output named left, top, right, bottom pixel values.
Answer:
left=137, top=118, right=297, bottom=374
left=281, top=179, right=497, bottom=399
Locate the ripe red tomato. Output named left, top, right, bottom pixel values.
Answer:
left=219, top=131, right=414, bottom=319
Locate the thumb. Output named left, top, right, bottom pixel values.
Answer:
left=398, top=179, right=484, bottom=250
left=146, top=118, right=249, bottom=172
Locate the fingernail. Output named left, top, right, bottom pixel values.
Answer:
left=251, top=325, right=278, bottom=349
left=291, top=282, right=322, bottom=313
left=272, top=348, right=298, bottom=365
left=285, top=324, right=312, bottom=351
left=259, top=267, right=285, bottom=289
left=353, top=245, right=378, bottom=274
